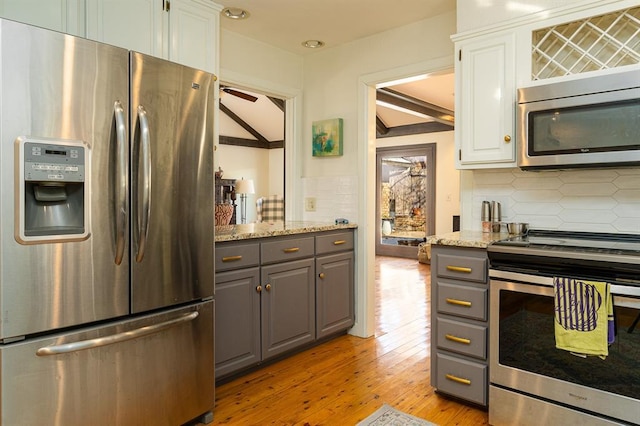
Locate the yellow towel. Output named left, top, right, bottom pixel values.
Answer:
left=553, top=277, right=613, bottom=359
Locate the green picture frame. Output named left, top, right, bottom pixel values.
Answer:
left=312, top=118, right=343, bottom=157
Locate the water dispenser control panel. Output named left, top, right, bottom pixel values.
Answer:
left=24, top=142, right=85, bottom=183
left=15, top=136, right=90, bottom=244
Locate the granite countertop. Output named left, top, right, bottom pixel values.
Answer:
left=215, top=221, right=357, bottom=242
left=425, top=230, right=509, bottom=249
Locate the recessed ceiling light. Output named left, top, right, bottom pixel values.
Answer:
left=302, top=40, right=325, bottom=49
left=222, top=7, right=249, bottom=20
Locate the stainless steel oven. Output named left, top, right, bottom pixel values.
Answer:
left=487, top=230, right=640, bottom=426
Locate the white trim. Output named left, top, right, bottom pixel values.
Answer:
left=452, top=0, right=639, bottom=41
left=353, top=56, right=454, bottom=338
left=218, top=68, right=303, bottom=220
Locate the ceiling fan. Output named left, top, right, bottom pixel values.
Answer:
left=220, top=86, right=258, bottom=102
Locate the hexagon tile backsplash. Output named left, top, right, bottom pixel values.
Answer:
left=465, top=167, right=640, bottom=234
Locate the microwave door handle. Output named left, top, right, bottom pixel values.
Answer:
left=113, top=101, right=128, bottom=265
left=135, top=105, right=152, bottom=263
left=35, top=311, right=199, bottom=356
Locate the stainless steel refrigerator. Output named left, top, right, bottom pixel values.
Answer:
left=0, top=19, right=215, bottom=425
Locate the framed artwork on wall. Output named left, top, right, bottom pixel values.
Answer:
left=312, top=118, right=343, bottom=157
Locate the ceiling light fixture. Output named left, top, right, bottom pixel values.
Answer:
left=302, top=40, right=325, bottom=49
left=222, top=7, right=249, bottom=20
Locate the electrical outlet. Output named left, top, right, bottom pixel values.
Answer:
left=305, top=197, right=316, bottom=212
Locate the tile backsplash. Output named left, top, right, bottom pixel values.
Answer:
left=302, top=175, right=358, bottom=223
left=464, top=167, right=640, bottom=234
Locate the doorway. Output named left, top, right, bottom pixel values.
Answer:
left=375, top=144, right=435, bottom=258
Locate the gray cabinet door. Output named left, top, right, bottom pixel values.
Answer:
left=261, top=258, right=315, bottom=360
left=316, top=252, right=354, bottom=339
left=215, top=267, right=261, bottom=378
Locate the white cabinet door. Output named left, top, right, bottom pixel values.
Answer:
left=455, top=33, right=516, bottom=169
left=86, top=0, right=219, bottom=72
left=0, top=0, right=84, bottom=36
left=85, top=0, right=163, bottom=56
left=167, top=0, right=219, bottom=73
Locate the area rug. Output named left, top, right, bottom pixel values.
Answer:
left=357, top=404, right=437, bottom=426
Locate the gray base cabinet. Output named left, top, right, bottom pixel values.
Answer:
left=430, top=244, right=489, bottom=407
left=215, top=229, right=354, bottom=380
left=261, top=258, right=315, bottom=360
left=214, top=266, right=261, bottom=378
left=316, top=251, right=354, bottom=339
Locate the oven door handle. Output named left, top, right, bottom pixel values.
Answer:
left=490, top=269, right=640, bottom=298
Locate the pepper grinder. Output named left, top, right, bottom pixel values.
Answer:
left=481, top=201, right=491, bottom=233
left=491, top=201, right=502, bottom=232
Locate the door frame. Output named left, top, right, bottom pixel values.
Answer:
left=375, top=144, right=436, bottom=258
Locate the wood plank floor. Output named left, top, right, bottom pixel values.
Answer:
left=209, top=256, right=489, bottom=425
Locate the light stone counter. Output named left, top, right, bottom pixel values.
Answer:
left=425, top=230, right=509, bottom=249
left=214, top=221, right=357, bottom=242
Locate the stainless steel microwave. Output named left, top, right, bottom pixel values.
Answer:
left=517, top=68, right=640, bottom=170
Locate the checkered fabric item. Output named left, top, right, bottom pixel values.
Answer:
left=256, top=195, right=285, bottom=222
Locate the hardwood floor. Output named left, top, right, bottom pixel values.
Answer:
left=209, top=256, right=489, bottom=425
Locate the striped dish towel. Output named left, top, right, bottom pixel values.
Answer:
left=553, top=277, right=614, bottom=359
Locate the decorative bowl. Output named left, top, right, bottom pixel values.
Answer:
left=215, top=203, right=234, bottom=226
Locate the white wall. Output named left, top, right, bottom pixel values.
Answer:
left=301, top=11, right=457, bottom=337
left=377, top=131, right=460, bottom=236
left=218, top=29, right=303, bottom=221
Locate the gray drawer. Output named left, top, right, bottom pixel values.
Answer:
left=435, top=353, right=487, bottom=406
left=437, top=282, right=487, bottom=321
left=215, top=242, right=260, bottom=272
left=261, top=236, right=315, bottom=264
left=436, top=317, right=487, bottom=360
left=436, top=253, right=486, bottom=283
left=315, top=231, right=354, bottom=255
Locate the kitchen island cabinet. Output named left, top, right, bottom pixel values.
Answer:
left=214, top=224, right=356, bottom=381
left=426, top=231, right=506, bottom=407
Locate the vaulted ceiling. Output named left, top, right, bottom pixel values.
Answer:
left=219, top=72, right=455, bottom=149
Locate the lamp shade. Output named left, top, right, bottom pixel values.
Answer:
left=235, top=178, right=255, bottom=195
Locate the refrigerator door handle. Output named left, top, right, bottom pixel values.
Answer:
left=135, top=105, right=152, bottom=263
left=35, top=311, right=199, bottom=356
left=114, top=101, right=128, bottom=265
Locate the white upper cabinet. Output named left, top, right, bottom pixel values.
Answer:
left=0, top=0, right=85, bottom=36
left=167, top=0, right=218, bottom=73
left=86, top=0, right=220, bottom=73
left=454, top=32, right=516, bottom=169
left=86, top=0, right=163, bottom=57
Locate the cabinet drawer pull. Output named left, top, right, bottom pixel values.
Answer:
left=222, top=255, right=242, bottom=262
left=318, top=272, right=325, bottom=279
left=333, top=240, right=346, bottom=245
left=445, top=298, right=472, bottom=307
left=446, top=265, right=472, bottom=273
left=256, top=285, right=262, bottom=293
left=283, top=247, right=300, bottom=253
left=445, top=373, right=471, bottom=386
left=265, top=283, right=272, bottom=291
left=445, top=334, right=471, bottom=345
